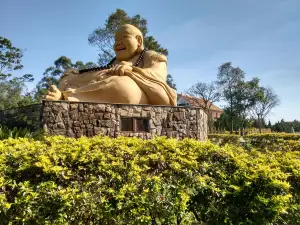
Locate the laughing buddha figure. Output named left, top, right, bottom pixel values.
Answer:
left=45, top=24, right=177, bottom=106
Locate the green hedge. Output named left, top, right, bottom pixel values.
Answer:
left=246, top=133, right=300, bottom=141
left=245, top=133, right=300, bottom=150
left=209, top=133, right=300, bottom=152
left=208, top=134, right=240, bottom=146
left=0, top=136, right=300, bottom=224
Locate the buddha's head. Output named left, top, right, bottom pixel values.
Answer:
left=114, top=24, right=144, bottom=61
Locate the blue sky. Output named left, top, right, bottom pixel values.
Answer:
left=1, top=0, right=299, bottom=123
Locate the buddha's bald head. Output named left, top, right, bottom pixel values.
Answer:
left=114, top=24, right=144, bottom=61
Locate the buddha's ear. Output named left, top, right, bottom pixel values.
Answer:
left=136, top=35, right=143, bottom=47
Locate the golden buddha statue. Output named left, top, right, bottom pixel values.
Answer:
left=45, top=24, right=177, bottom=106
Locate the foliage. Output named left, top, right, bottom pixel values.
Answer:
left=250, top=87, right=280, bottom=132
left=0, top=37, right=35, bottom=109
left=185, top=81, right=221, bottom=110
left=34, top=56, right=97, bottom=101
left=214, top=109, right=254, bottom=133
left=0, top=125, right=33, bottom=140
left=0, top=37, right=23, bottom=79
left=166, top=74, right=176, bottom=90
left=88, top=9, right=168, bottom=65
left=0, top=76, right=36, bottom=110
left=233, top=78, right=262, bottom=116
left=216, top=62, right=272, bottom=134
left=272, top=119, right=300, bottom=133
left=245, top=133, right=300, bottom=151
left=217, top=62, right=245, bottom=133
left=208, top=134, right=240, bottom=146
left=209, top=133, right=300, bottom=152
left=246, top=133, right=300, bottom=141
left=0, top=135, right=298, bottom=224
left=185, top=81, right=221, bottom=133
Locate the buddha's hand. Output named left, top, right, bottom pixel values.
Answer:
left=108, top=61, right=133, bottom=76
left=45, top=85, right=62, bottom=100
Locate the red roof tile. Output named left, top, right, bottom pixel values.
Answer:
left=178, top=94, right=224, bottom=112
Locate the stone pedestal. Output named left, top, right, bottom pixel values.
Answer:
left=0, top=101, right=208, bottom=140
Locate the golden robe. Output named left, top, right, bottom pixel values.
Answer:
left=58, top=50, right=177, bottom=106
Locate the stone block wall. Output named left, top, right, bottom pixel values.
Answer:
left=42, top=101, right=208, bottom=140
left=0, top=101, right=208, bottom=140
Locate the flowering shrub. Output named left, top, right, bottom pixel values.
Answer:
left=0, top=136, right=299, bottom=224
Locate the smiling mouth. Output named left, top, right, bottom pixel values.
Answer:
left=116, top=47, right=126, bottom=51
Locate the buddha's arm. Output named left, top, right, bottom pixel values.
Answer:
left=123, top=51, right=176, bottom=106
left=59, top=69, right=109, bottom=91
left=129, top=51, right=168, bottom=83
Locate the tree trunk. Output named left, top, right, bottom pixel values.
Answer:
left=241, top=116, right=245, bottom=136
left=258, top=115, right=262, bottom=133
left=230, top=99, right=233, bottom=134
left=207, top=110, right=213, bottom=134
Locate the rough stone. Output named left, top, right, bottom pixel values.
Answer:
left=0, top=101, right=208, bottom=141
left=78, top=104, right=84, bottom=112
left=67, top=129, right=75, bottom=137
left=70, top=103, right=78, bottom=110
left=94, top=113, right=103, bottom=120
left=120, top=109, right=128, bottom=117
left=95, top=104, right=105, bottom=112
left=173, top=112, right=185, bottom=121
left=105, top=105, right=112, bottom=112
left=61, top=103, right=69, bottom=111
left=103, top=113, right=111, bottom=119
left=190, top=110, right=196, bottom=117
left=55, top=114, right=63, bottom=123
left=57, top=122, right=65, bottom=129
left=74, top=121, right=81, bottom=127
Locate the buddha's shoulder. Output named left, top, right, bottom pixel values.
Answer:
left=144, top=50, right=167, bottom=63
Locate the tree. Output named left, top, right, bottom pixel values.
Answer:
left=166, top=74, right=176, bottom=90
left=267, top=120, right=272, bottom=129
left=214, top=109, right=231, bottom=132
left=217, top=62, right=264, bottom=135
left=281, top=120, right=300, bottom=132
left=0, top=37, right=24, bottom=79
left=251, top=87, right=280, bottom=133
left=271, top=119, right=298, bottom=133
left=88, top=9, right=168, bottom=65
left=34, top=56, right=72, bottom=100
left=34, top=56, right=97, bottom=101
left=214, top=109, right=253, bottom=133
left=217, top=62, right=245, bottom=133
left=0, top=37, right=35, bottom=109
left=185, top=81, right=221, bottom=110
left=73, top=61, right=97, bottom=70
left=233, top=77, right=263, bottom=135
left=0, top=75, right=35, bottom=110
left=185, top=81, right=221, bottom=133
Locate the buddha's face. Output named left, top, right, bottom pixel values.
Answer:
left=114, top=26, right=142, bottom=61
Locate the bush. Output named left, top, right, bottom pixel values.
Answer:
left=0, top=136, right=299, bottom=224
left=0, top=125, right=33, bottom=140
left=208, top=134, right=240, bottom=146
left=246, top=133, right=300, bottom=142
left=245, top=133, right=300, bottom=151
left=209, top=133, right=300, bottom=152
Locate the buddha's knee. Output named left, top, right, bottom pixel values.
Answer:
left=110, top=77, right=145, bottom=104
